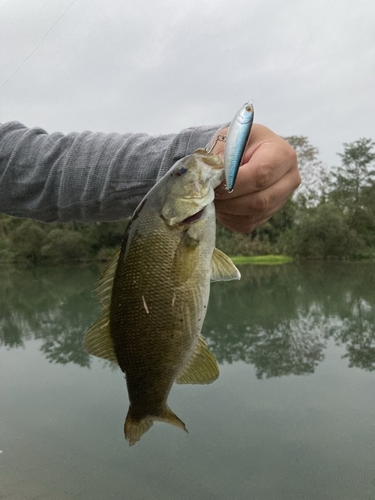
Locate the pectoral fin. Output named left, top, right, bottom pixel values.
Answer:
left=176, top=335, right=219, bottom=384
left=171, top=231, right=200, bottom=284
left=211, top=247, right=241, bottom=282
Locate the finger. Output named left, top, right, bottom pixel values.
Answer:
left=217, top=201, right=286, bottom=234
left=215, top=169, right=299, bottom=216
left=217, top=213, right=272, bottom=233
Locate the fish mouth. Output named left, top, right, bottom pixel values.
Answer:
left=180, top=208, right=205, bottom=225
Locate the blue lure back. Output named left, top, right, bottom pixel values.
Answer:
left=224, top=103, right=254, bottom=192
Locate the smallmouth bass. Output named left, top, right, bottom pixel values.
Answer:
left=84, top=149, right=240, bottom=445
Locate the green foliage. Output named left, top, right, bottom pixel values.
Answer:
left=330, top=138, right=375, bottom=211
left=279, top=136, right=375, bottom=259
left=215, top=198, right=297, bottom=257
left=0, top=214, right=128, bottom=264
left=41, top=228, right=88, bottom=262
left=216, top=223, right=276, bottom=256
left=10, top=219, right=47, bottom=263
left=283, top=135, right=329, bottom=206
left=282, top=203, right=364, bottom=259
left=254, top=198, right=297, bottom=244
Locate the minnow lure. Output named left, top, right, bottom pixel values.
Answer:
left=224, top=102, right=254, bottom=193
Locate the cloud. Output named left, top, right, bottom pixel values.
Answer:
left=0, top=0, right=374, bottom=166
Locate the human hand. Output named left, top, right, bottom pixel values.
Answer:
left=211, top=124, right=300, bottom=233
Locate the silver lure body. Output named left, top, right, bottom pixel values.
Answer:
left=224, top=103, right=254, bottom=192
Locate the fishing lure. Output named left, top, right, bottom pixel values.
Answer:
left=224, top=102, right=254, bottom=192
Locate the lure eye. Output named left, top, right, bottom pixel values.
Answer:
left=176, top=166, right=188, bottom=176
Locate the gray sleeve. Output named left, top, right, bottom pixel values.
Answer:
left=0, top=121, right=224, bottom=222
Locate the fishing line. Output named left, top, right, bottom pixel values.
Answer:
left=0, top=0, right=77, bottom=90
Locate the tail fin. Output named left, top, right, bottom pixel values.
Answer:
left=124, top=407, right=188, bottom=446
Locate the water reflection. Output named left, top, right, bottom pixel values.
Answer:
left=1, top=262, right=375, bottom=376
left=0, top=265, right=97, bottom=367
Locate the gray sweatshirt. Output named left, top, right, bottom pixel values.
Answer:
left=0, top=121, right=222, bottom=223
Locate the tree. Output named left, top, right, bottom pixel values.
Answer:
left=283, top=135, right=329, bottom=207
left=283, top=203, right=363, bottom=259
left=331, top=138, right=375, bottom=212
left=9, top=219, right=47, bottom=262
left=41, top=228, right=89, bottom=262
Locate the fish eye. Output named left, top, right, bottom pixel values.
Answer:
left=246, top=105, right=253, bottom=112
left=176, top=166, right=188, bottom=176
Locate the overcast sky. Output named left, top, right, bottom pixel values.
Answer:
left=0, top=0, right=374, bottom=167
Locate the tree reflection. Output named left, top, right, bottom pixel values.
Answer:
left=1, top=262, right=375, bottom=377
left=0, top=265, right=98, bottom=367
left=203, top=263, right=375, bottom=377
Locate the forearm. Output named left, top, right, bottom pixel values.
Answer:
left=0, top=121, right=222, bottom=222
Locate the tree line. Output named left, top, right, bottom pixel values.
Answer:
left=0, top=136, right=374, bottom=263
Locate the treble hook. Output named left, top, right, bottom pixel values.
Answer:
left=205, top=134, right=227, bottom=155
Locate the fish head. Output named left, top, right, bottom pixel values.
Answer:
left=161, top=150, right=224, bottom=226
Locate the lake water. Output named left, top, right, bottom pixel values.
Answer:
left=1, top=262, right=375, bottom=500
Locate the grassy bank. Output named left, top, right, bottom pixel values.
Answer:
left=230, top=255, right=294, bottom=266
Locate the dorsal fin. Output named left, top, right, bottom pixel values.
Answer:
left=211, top=247, right=241, bottom=282
left=176, top=335, right=219, bottom=384
left=83, top=250, right=120, bottom=363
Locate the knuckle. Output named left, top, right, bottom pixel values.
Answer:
left=294, top=171, right=302, bottom=190
left=250, top=193, right=270, bottom=213
left=294, top=170, right=302, bottom=189
left=286, top=143, right=298, bottom=165
left=285, top=147, right=301, bottom=187
left=255, top=162, right=274, bottom=189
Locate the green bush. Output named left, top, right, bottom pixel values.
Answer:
left=9, top=219, right=47, bottom=262
left=41, top=228, right=89, bottom=262
left=282, top=204, right=364, bottom=259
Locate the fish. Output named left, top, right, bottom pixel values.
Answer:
left=224, top=102, right=254, bottom=193
left=83, top=149, right=240, bottom=446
